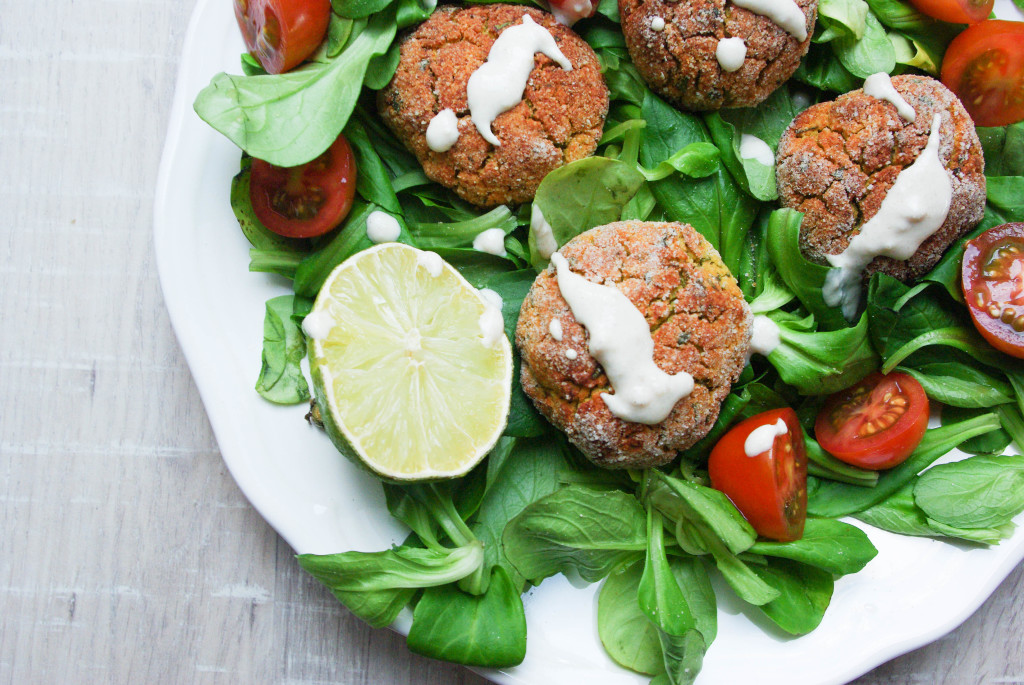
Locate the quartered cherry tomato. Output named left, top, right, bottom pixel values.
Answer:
left=941, top=20, right=1024, bottom=128
left=708, top=408, right=807, bottom=542
left=234, top=0, right=331, bottom=74
left=249, top=133, right=357, bottom=239
left=908, top=0, right=992, bottom=25
left=815, top=372, right=929, bottom=470
left=962, top=223, right=1024, bottom=358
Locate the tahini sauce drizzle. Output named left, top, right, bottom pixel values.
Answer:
left=426, top=108, right=461, bottom=152
left=730, top=0, right=808, bottom=40
left=477, top=288, right=505, bottom=347
left=823, top=113, right=951, bottom=320
left=530, top=204, right=559, bottom=259
left=739, top=134, right=774, bottom=166
left=744, top=418, right=788, bottom=456
left=716, top=37, right=747, bottom=72
left=748, top=315, right=780, bottom=358
left=365, top=211, right=401, bottom=243
left=551, top=252, right=693, bottom=424
left=466, top=15, right=572, bottom=146
left=863, top=73, right=916, bottom=123
left=473, top=227, right=508, bottom=256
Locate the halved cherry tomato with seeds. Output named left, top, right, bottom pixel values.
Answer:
left=709, top=408, right=807, bottom=542
left=962, top=223, right=1024, bottom=358
left=815, top=372, right=929, bottom=470
left=941, top=20, right=1024, bottom=128
left=234, top=0, right=331, bottom=74
left=249, top=133, right=357, bottom=239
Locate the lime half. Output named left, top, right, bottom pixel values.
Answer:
left=306, top=243, right=512, bottom=480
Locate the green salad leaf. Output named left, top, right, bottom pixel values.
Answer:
left=194, top=10, right=398, bottom=166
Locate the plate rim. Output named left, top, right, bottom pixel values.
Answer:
left=153, top=2, right=1024, bottom=683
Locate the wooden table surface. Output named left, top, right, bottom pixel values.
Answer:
left=3, top=0, right=1023, bottom=683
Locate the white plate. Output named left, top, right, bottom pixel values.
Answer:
left=154, top=2, right=1024, bottom=683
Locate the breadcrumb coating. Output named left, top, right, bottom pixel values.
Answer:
left=516, top=221, right=752, bottom=469
left=618, top=0, right=817, bottom=110
left=776, top=75, right=986, bottom=282
left=378, top=5, right=609, bottom=207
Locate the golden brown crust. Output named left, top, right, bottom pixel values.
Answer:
left=776, top=75, right=987, bottom=282
left=377, top=5, right=609, bottom=207
left=515, top=221, right=752, bottom=469
left=618, top=0, right=817, bottom=110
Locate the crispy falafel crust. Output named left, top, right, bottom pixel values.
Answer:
left=618, top=0, right=817, bottom=111
left=377, top=5, right=609, bottom=208
left=776, top=75, right=987, bottom=282
left=516, top=221, right=752, bottom=469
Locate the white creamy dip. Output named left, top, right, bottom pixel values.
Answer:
left=650, top=16, right=666, bottom=31
left=823, top=113, right=951, bottom=320
left=716, top=37, right=747, bottom=72
left=731, top=0, right=808, bottom=40
left=365, top=211, right=401, bottom=243
left=550, top=0, right=594, bottom=26
left=478, top=288, right=505, bottom=347
left=466, top=15, right=572, bottom=147
left=531, top=204, right=559, bottom=259
left=416, top=249, right=444, bottom=278
left=301, top=310, right=334, bottom=341
left=551, top=252, right=694, bottom=424
left=744, top=418, right=788, bottom=457
left=549, top=318, right=563, bottom=341
left=739, top=134, right=774, bottom=166
left=426, top=108, right=460, bottom=152
left=479, top=288, right=503, bottom=311
left=748, top=314, right=780, bottom=358
left=863, top=72, right=916, bottom=123
left=472, top=227, right=508, bottom=256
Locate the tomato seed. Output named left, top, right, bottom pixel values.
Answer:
left=1003, top=307, right=1017, bottom=323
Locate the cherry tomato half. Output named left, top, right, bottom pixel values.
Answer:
left=941, top=20, right=1024, bottom=128
left=815, top=372, right=929, bottom=470
left=908, top=0, right=992, bottom=25
left=249, top=133, right=357, bottom=239
left=708, top=408, right=807, bottom=542
left=234, top=0, right=331, bottom=74
left=546, top=0, right=599, bottom=25
left=962, top=223, right=1024, bottom=358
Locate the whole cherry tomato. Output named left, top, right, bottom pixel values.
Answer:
left=908, top=0, right=992, bottom=25
left=962, top=223, right=1024, bottom=358
left=249, top=133, right=357, bottom=239
left=234, top=0, right=331, bottom=74
left=815, top=372, right=929, bottom=470
left=941, top=20, right=1024, bottom=127
left=708, top=408, right=807, bottom=542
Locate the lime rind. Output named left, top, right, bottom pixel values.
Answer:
left=308, top=243, right=513, bottom=481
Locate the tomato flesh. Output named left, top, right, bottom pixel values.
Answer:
left=941, top=20, right=1024, bottom=128
left=908, top=0, right=992, bottom=25
left=708, top=408, right=807, bottom=542
left=962, top=223, right=1024, bottom=358
left=546, top=0, right=598, bottom=25
left=250, top=133, right=357, bottom=239
left=234, top=0, right=331, bottom=74
left=815, top=372, right=929, bottom=470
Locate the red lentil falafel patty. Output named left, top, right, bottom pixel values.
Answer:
left=776, top=75, right=986, bottom=282
left=377, top=5, right=609, bottom=208
left=516, top=221, right=752, bottom=469
left=618, top=0, right=817, bottom=110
